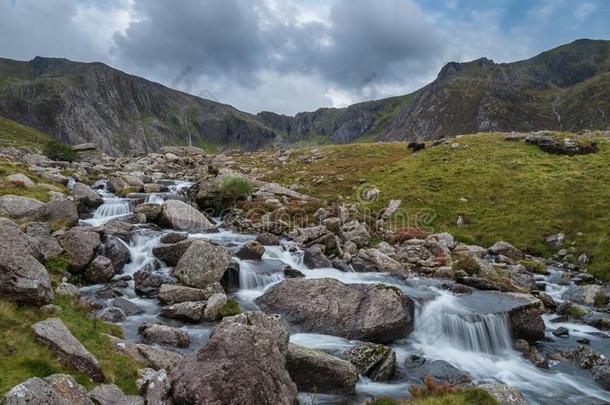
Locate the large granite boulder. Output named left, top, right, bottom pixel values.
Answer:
left=58, top=227, right=101, bottom=272
left=31, top=318, right=104, bottom=382
left=286, top=343, right=358, bottom=394
left=0, top=219, right=53, bottom=305
left=72, top=182, right=103, bottom=213
left=170, top=311, right=297, bottom=404
left=159, top=200, right=214, bottom=233
left=152, top=240, right=193, bottom=266
left=562, top=285, right=609, bottom=307
left=172, top=240, right=231, bottom=289
left=84, top=255, right=115, bottom=284
left=256, top=278, right=414, bottom=343
left=0, top=195, right=46, bottom=219
left=3, top=375, right=93, bottom=405
left=99, top=235, right=130, bottom=273
left=44, top=195, right=79, bottom=227
left=138, top=322, right=190, bottom=348
left=158, top=283, right=223, bottom=304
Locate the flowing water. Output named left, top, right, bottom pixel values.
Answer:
left=80, top=180, right=610, bottom=404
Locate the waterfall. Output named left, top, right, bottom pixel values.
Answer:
left=145, top=194, right=164, bottom=204
left=238, top=261, right=284, bottom=290
left=94, top=199, right=131, bottom=218
left=439, top=312, right=512, bottom=355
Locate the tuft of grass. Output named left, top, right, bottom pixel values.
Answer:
left=367, top=388, right=498, bottom=405
left=0, top=296, right=142, bottom=396
left=520, top=259, right=548, bottom=275
left=219, top=176, right=255, bottom=206
left=217, top=299, right=241, bottom=318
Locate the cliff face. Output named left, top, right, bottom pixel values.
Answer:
left=0, top=39, right=608, bottom=154
left=0, top=57, right=276, bottom=155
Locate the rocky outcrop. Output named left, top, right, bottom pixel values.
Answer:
left=3, top=375, right=93, bottom=405
left=0, top=195, right=46, bottom=219
left=286, top=343, right=358, bottom=394
left=256, top=278, right=414, bottom=342
left=172, top=240, right=231, bottom=289
left=31, top=318, right=105, bottom=382
left=0, top=218, right=53, bottom=305
left=170, top=311, right=297, bottom=405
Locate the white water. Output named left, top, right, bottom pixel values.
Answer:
left=80, top=181, right=133, bottom=226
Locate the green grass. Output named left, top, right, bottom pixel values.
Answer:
left=367, top=388, right=498, bottom=405
left=0, top=116, right=53, bottom=149
left=0, top=158, right=67, bottom=202
left=234, top=133, right=610, bottom=279
left=0, top=296, right=142, bottom=396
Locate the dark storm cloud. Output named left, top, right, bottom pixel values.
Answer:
left=113, top=0, right=445, bottom=98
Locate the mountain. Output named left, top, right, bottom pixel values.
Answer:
left=0, top=57, right=277, bottom=155
left=260, top=39, right=610, bottom=143
left=0, top=39, right=608, bottom=154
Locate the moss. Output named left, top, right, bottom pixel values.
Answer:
left=520, top=259, right=548, bottom=275
left=0, top=296, right=142, bottom=396
left=568, top=304, right=588, bottom=319
left=218, top=299, right=241, bottom=318
left=452, top=255, right=481, bottom=276
left=594, top=291, right=609, bottom=308
left=45, top=254, right=71, bottom=287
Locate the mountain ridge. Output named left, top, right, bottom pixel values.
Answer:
left=0, top=39, right=609, bottom=154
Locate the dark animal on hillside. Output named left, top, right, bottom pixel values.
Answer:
left=407, top=142, right=426, bottom=152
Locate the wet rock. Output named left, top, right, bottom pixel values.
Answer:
left=352, top=248, right=401, bottom=272
left=159, top=200, right=214, bottom=233
left=203, top=292, right=228, bottom=320
left=553, top=327, right=570, bottom=337
left=256, top=232, right=279, bottom=245
left=344, top=342, right=396, bottom=381
left=405, top=356, right=472, bottom=386
left=170, top=311, right=297, bottom=405
left=134, top=269, right=164, bottom=297
left=158, top=283, right=223, bottom=304
left=152, top=240, right=193, bottom=266
left=58, top=227, right=101, bottom=271
left=134, top=203, right=163, bottom=222
left=113, top=297, right=145, bottom=316
left=99, top=235, right=130, bottom=273
left=283, top=266, right=305, bottom=278
left=138, top=322, right=190, bottom=348
left=32, top=318, right=104, bottom=382
left=160, top=301, right=206, bottom=323
left=221, top=260, right=240, bottom=290
left=286, top=343, right=358, bottom=394
left=478, top=383, right=526, bottom=405
left=89, top=384, right=144, bottom=405
left=84, top=255, right=115, bottom=284
left=0, top=219, right=53, bottom=305
left=97, top=307, right=126, bottom=323
left=256, top=278, right=414, bottom=343
left=72, top=183, right=103, bottom=213
left=0, top=194, right=46, bottom=219
left=339, top=220, right=371, bottom=248
left=236, top=240, right=265, bottom=260
left=160, top=232, right=188, bottom=244
left=563, top=345, right=610, bottom=390
left=102, top=220, right=136, bottom=241
left=303, top=244, right=332, bottom=268
left=488, top=241, right=525, bottom=262
left=173, top=240, right=231, bottom=289
left=562, top=285, right=609, bottom=307
left=526, top=346, right=549, bottom=369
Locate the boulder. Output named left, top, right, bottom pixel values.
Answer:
left=138, top=322, right=190, bottom=348
left=108, top=177, right=130, bottom=195
left=562, top=285, right=609, bottom=307
left=134, top=203, right=163, bottom=222
left=58, top=227, right=101, bottom=272
left=152, top=240, right=193, bottom=266
left=3, top=377, right=73, bottom=405
left=6, top=173, right=35, bottom=188
left=160, top=301, right=206, bottom=323
left=172, top=240, right=231, bottom=289
left=25, top=222, right=63, bottom=260
left=353, top=248, right=402, bottom=272
left=134, top=269, right=164, bottom=297
left=160, top=232, right=188, bottom=244
left=286, top=343, right=358, bottom=394
left=478, top=384, right=526, bottom=405
left=203, top=292, right=228, bottom=320
left=89, top=384, right=144, bottom=405
left=72, top=183, right=103, bottom=213
left=0, top=194, right=46, bottom=219
left=44, top=196, right=78, bottom=227
left=158, top=283, right=223, bottom=304
left=137, top=368, right=171, bottom=405
left=31, top=318, right=104, bottom=382
left=405, top=357, right=471, bottom=386
left=84, top=255, right=115, bottom=284
left=303, top=245, right=332, bottom=268
left=339, top=220, right=370, bottom=248
left=97, top=307, right=126, bottom=323
left=488, top=241, right=525, bottom=262
left=236, top=240, right=265, bottom=260
left=256, top=232, right=279, bottom=245
left=113, top=297, right=145, bottom=316
left=99, top=235, right=130, bottom=273
left=136, top=343, right=184, bottom=371
left=256, top=278, right=414, bottom=343
left=170, top=311, right=297, bottom=405
left=0, top=219, right=53, bottom=305
left=44, top=374, right=93, bottom=405
left=344, top=342, right=396, bottom=381
left=159, top=200, right=214, bottom=233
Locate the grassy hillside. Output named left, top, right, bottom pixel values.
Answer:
left=0, top=115, right=53, bottom=149
left=234, top=133, right=610, bottom=278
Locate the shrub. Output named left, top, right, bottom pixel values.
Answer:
left=219, top=176, right=254, bottom=205
left=43, top=140, right=75, bottom=162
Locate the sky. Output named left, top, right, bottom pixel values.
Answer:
left=1, top=0, right=609, bottom=115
